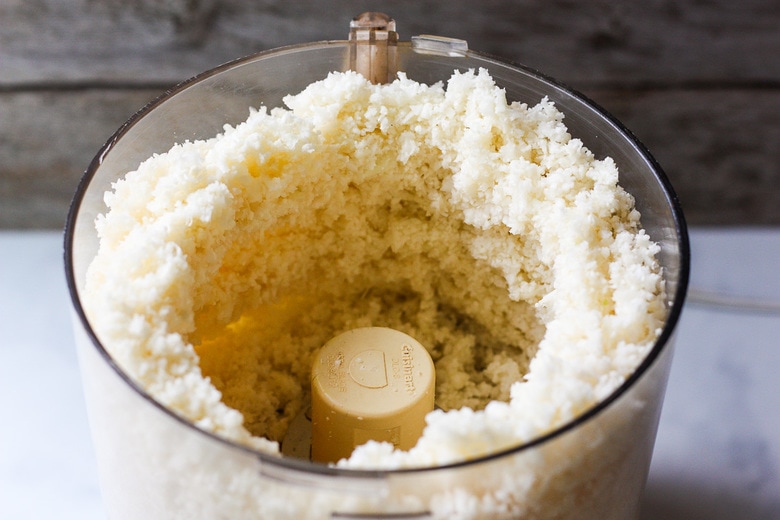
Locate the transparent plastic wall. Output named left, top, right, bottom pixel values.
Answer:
left=65, top=41, right=689, bottom=519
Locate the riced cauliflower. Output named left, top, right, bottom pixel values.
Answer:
left=84, top=68, right=664, bottom=472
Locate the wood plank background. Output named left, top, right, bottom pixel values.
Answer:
left=2, top=0, right=778, bottom=229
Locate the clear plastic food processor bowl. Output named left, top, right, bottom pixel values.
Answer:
left=65, top=13, right=689, bottom=520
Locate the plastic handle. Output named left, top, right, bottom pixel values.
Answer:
left=349, top=12, right=398, bottom=84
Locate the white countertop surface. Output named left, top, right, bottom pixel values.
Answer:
left=1, top=229, right=779, bottom=519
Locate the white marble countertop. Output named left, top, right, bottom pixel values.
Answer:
left=1, top=229, right=778, bottom=519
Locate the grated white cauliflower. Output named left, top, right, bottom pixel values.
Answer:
left=85, top=68, right=664, bottom=475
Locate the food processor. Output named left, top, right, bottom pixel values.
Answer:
left=65, top=12, right=689, bottom=519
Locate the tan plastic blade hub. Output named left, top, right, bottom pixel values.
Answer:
left=310, top=327, right=435, bottom=464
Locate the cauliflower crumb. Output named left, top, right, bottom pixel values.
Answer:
left=84, top=68, right=664, bottom=472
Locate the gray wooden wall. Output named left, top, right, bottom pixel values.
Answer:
left=2, top=0, right=778, bottom=229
